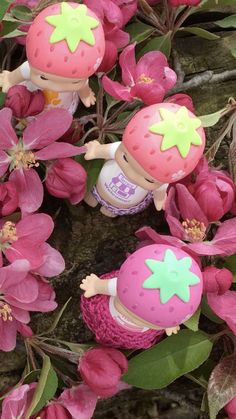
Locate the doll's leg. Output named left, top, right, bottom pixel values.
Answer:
left=84, top=191, right=98, bottom=207
left=100, top=206, right=117, bottom=218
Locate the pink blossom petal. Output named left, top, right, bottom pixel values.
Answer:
left=0, top=317, right=18, bottom=352
left=9, top=305, right=30, bottom=323
left=120, top=1, right=137, bottom=25
left=207, top=291, right=236, bottom=334
left=102, top=0, right=123, bottom=26
left=59, top=384, right=97, bottom=419
left=6, top=272, right=39, bottom=303
left=5, top=241, right=45, bottom=270
left=135, top=226, right=185, bottom=248
left=136, top=51, right=168, bottom=78
left=106, top=28, right=130, bottom=48
left=23, top=109, right=73, bottom=149
left=187, top=241, right=223, bottom=256
left=16, top=213, right=54, bottom=243
left=210, top=218, right=236, bottom=256
left=165, top=187, right=180, bottom=219
left=0, top=259, right=30, bottom=290
left=35, top=243, right=65, bottom=277
left=1, top=383, right=37, bottom=419
left=35, top=143, right=85, bottom=160
left=0, top=151, right=10, bottom=176
left=9, top=168, right=43, bottom=215
left=131, top=81, right=165, bottom=105
left=17, top=322, right=33, bottom=337
left=119, top=43, right=136, bottom=86
left=102, top=76, right=133, bottom=101
left=166, top=215, right=186, bottom=240
left=0, top=108, right=18, bottom=149
left=176, top=184, right=209, bottom=225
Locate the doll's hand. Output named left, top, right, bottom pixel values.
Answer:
left=0, top=71, right=13, bottom=93
left=80, top=89, right=96, bottom=107
left=165, top=325, right=180, bottom=336
left=80, top=273, right=101, bottom=298
left=84, top=140, right=101, bottom=160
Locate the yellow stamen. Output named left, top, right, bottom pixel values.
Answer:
left=182, top=218, right=206, bottom=243
left=137, top=73, right=154, bottom=84
left=0, top=303, right=13, bottom=321
left=13, top=150, right=39, bottom=170
left=0, top=221, right=17, bottom=244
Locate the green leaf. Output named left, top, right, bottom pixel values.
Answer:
left=25, top=355, right=58, bottom=419
left=224, top=255, right=236, bottom=283
left=215, top=14, right=236, bottom=29
left=199, top=108, right=225, bottom=127
left=195, top=0, right=235, bottom=12
left=189, top=358, right=216, bottom=388
left=208, top=353, right=236, bottom=419
left=125, top=21, right=155, bottom=44
left=37, top=298, right=72, bottom=336
left=105, top=94, right=119, bottom=110
left=231, top=48, right=236, bottom=59
left=123, top=330, right=213, bottom=389
left=201, top=296, right=224, bottom=324
left=23, top=369, right=41, bottom=384
left=138, top=33, right=172, bottom=59
left=179, top=27, right=220, bottom=40
left=0, top=92, right=6, bottom=108
left=75, top=156, right=104, bottom=191
left=0, top=0, right=11, bottom=21
left=0, top=20, right=21, bottom=37
left=11, top=5, right=32, bottom=21
left=184, top=307, right=201, bottom=331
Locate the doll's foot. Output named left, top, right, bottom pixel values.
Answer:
left=165, top=325, right=180, bottom=336
left=100, top=206, right=117, bottom=218
left=84, top=191, right=98, bottom=208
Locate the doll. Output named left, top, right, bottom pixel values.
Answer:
left=84, top=103, right=206, bottom=217
left=80, top=244, right=203, bottom=349
left=0, top=2, right=105, bottom=114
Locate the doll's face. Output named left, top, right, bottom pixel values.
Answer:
left=115, top=143, right=162, bottom=190
left=114, top=297, right=163, bottom=330
left=30, top=65, right=87, bottom=92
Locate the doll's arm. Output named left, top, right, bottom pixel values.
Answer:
left=165, top=325, right=180, bottom=336
left=78, top=80, right=96, bottom=107
left=80, top=273, right=117, bottom=298
left=0, top=67, right=25, bottom=93
left=153, top=183, right=168, bottom=211
left=84, top=140, right=120, bottom=161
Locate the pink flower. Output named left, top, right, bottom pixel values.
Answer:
left=0, top=260, right=57, bottom=351
left=202, top=266, right=232, bottom=295
left=34, top=403, right=72, bottom=419
left=5, top=85, right=45, bottom=118
left=98, top=40, right=118, bottom=72
left=207, top=291, right=236, bottom=335
left=102, top=44, right=177, bottom=104
left=0, top=107, right=85, bottom=215
left=225, top=397, right=236, bottom=419
left=79, top=347, right=128, bottom=397
left=58, top=120, right=84, bottom=145
left=45, top=158, right=87, bottom=205
left=192, top=164, right=235, bottom=222
left=0, top=181, right=18, bottom=216
left=165, top=93, right=195, bottom=113
left=58, top=384, right=98, bottom=419
left=1, top=383, right=37, bottom=418
left=169, top=0, right=200, bottom=5
left=0, top=213, right=65, bottom=275
left=135, top=216, right=236, bottom=257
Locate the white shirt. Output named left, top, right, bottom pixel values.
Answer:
left=19, top=61, right=79, bottom=114
left=97, top=142, right=149, bottom=207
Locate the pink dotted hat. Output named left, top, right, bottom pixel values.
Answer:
left=122, top=103, right=205, bottom=183
left=26, top=2, right=105, bottom=78
left=117, top=244, right=203, bottom=328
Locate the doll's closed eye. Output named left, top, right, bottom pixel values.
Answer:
left=40, top=75, right=48, bottom=80
left=145, top=178, right=155, bottom=183
left=72, top=80, right=81, bottom=84
left=123, top=154, right=128, bottom=163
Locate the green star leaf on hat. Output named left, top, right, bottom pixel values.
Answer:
left=149, top=106, right=202, bottom=158
left=46, top=2, right=99, bottom=53
left=142, top=249, right=200, bottom=304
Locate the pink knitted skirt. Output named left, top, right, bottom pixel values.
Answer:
left=80, top=271, right=163, bottom=349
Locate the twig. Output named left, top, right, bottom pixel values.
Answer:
left=168, top=70, right=213, bottom=94
left=171, top=48, right=185, bottom=84
left=209, top=69, right=236, bottom=84
left=205, top=111, right=236, bottom=163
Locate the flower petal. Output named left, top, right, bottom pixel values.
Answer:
left=59, top=384, right=97, bottom=419
left=6, top=272, right=39, bottom=303
left=0, top=318, right=18, bottom=352
left=23, top=109, right=73, bottom=149
left=9, top=168, right=43, bottom=216
left=119, top=43, right=136, bottom=86
left=176, top=184, right=209, bottom=225
left=207, top=291, right=236, bottom=334
left=166, top=215, right=186, bottom=240
left=35, top=143, right=85, bottom=160
left=0, top=151, right=10, bottom=176
left=102, top=76, right=133, bottom=101
left=16, top=213, right=54, bottom=243
left=0, top=108, right=18, bottom=149
left=0, top=259, right=29, bottom=290
left=131, top=81, right=165, bottom=105
left=35, top=243, right=65, bottom=277
left=209, top=217, right=236, bottom=256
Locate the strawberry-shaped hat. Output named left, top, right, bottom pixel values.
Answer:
left=117, top=244, right=203, bottom=328
left=26, top=2, right=105, bottom=79
left=122, top=103, right=205, bottom=183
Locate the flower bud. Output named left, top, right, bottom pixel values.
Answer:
left=5, top=85, right=45, bottom=118
left=202, top=266, right=232, bottom=295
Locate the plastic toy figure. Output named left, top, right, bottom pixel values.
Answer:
left=0, top=2, right=105, bottom=113
left=84, top=103, right=205, bottom=217
left=80, top=244, right=203, bottom=349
